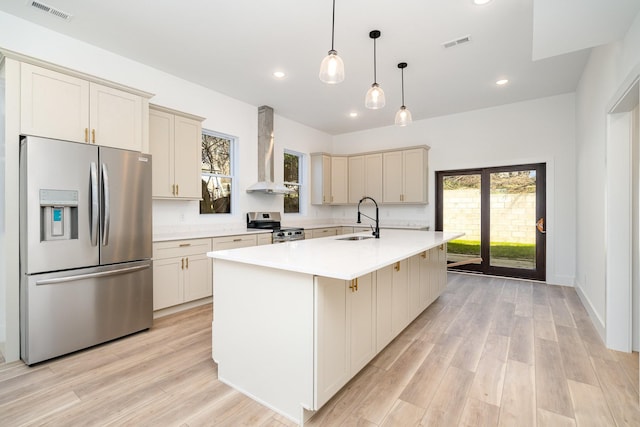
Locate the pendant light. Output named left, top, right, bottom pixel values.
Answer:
left=394, top=62, right=412, bottom=126
left=319, top=0, right=344, bottom=84
left=365, top=30, right=385, bottom=109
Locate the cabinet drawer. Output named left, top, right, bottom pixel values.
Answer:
left=311, top=228, right=338, bottom=238
left=153, top=238, right=212, bottom=259
left=212, top=234, right=257, bottom=250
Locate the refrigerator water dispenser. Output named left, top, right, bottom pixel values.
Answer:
left=40, top=189, right=78, bottom=241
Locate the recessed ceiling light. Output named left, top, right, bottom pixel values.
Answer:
left=473, top=0, right=492, bottom=5
left=349, top=112, right=358, bottom=118
left=496, top=79, right=509, bottom=86
left=273, top=71, right=286, bottom=79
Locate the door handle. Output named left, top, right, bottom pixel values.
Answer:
left=90, top=162, right=99, bottom=246
left=101, top=163, right=110, bottom=246
left=536, top=218, right=546, bottom=234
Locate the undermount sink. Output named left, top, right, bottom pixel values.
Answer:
left=337, top=235, right=374, bottom=241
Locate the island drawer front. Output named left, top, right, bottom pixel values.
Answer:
left=212, top=234, right=257, bottom=250
left=153, top=238, right=212, bottom=259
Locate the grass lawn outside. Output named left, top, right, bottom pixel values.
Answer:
left=448, top=239, right=535, bottom=261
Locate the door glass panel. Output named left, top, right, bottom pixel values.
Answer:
left=442, top=174, right=482, bottom=266
left=489, top=170, right=537, bottom=269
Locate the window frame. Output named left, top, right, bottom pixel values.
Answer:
left=283, top=149, right=304, bottom=215
left=200, top=129, right=237, bottom=215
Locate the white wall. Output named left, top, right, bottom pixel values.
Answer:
left=333, top=94, right=577, bottom=286
left=575, top=11, right=640, bottom=336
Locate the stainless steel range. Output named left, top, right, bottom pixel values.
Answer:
left=246, top=212, right=305, bottom=243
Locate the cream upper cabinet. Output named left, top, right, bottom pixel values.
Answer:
left=89, top=83, right=143, bottom=151
left=349, top=153, right=383, bottom=203
left=330, top=156, right=348, bottom=204
left=149, top=105, right=204, bottom=200
left=348, top=155, right=365, bottom=204
left=311, top=153, right=332, bottom=205
left=20, top=62, right=148, bottom=151
left=383, top=147, right=428, bottom=204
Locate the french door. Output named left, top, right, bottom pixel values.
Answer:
left=435, top=163, right=546, bottom=281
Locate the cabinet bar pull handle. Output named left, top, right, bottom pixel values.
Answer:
left=91, top=129, right=96, bottom=144
left=349, top=280, right=355, bottom=292
left=172, top=184, right=175, bottom=195
left=355, top=278, right=358, bottom=292
left=181, top=258, right=184, bottom=270
left=176, top=184, right=179, bottom=196
left=84, top=128, right=89, bottom=143
left=394, top=261, right=400, bottom=272
left=186, top=258, right=189, bottom=269
left=233, top=238, right=242, bottom=242
left=179, top=243, right=191, bottom=247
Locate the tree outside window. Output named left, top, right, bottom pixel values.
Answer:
left=201, top=131, right=234, bottom=214
left=284, top=151, right=302, bottom=213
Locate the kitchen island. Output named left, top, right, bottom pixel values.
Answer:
left=207, top=230, right=462, bottom=425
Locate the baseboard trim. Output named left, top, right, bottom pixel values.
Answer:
left=153, top=297, right=213, bottom=319
left=575, top=284, right=606, bottom=342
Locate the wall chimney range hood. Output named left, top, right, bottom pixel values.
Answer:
left=246, top=105, right=292, bottom=194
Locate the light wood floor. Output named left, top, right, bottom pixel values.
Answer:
left=1, top=273, right=638, bottom=426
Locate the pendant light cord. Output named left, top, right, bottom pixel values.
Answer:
left=401, top=67, right=405, bottom=106
left=331, top=0, right=336, bottom=51
left=373, top=37, right=377, bottom=84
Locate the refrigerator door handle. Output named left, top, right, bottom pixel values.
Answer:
left=101, top=163, right=111, bottom=246
left=35, top=264, right=151, bottom=286
left=90, top=162, right=99, bottom=246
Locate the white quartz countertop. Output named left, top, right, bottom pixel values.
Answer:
left=153, top=222, right=428, bottom=242
left=300, top=223, right=429, bottom=230
left=207, top=230, right=463, bottom=280
left=153, top=228, right=271, bottom=242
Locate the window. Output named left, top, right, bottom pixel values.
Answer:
left=201, top=130, right=235, bottom=214
left=284, top=150, right=302, bottom=213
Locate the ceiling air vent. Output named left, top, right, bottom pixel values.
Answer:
left=28, top=0, right=73, bottom=21
left=442, top=35, right=471, bottom=49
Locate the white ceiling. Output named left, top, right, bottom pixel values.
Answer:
left=1, top=0, right=639, bottom=135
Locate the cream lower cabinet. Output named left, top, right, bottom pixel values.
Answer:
left=153, top=238, right=213, bottom=310
left=257, top=233, right=272, bottom=245
left=150, top=105, right=204, bottom=199
left=311, top=227, right=339, bottom=239
left=376, top=261, right=410, bottom=352
left=315, top=273, right=376, bottom=409
left=211, top=234, right=257, bottom=250
left=20, top=62, right=148, bottom=151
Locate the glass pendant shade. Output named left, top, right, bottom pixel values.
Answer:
left=365, top=83, right=385, bottom=109
left=319, top=50, right=345, bottom=84
left=394, top=106, right=412, bottom=126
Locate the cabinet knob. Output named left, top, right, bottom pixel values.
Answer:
left=394, top=261, right=400, bottom=272
left=421, top=251, right=427, bottom=259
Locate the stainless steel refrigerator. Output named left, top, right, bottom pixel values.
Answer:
left=19, top=135, right=153, bottom=365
